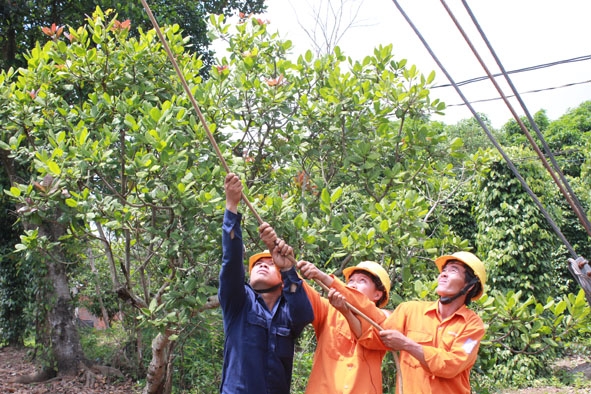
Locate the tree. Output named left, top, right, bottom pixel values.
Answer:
left=0, top=8, right=222, bottom=390
left=293, top=0, right=367, bottom=57
left=445, top=114, right=495, bottom=156
left=0, top=8, right=456, bottom=390
left=500, top=109, right=549, bottom=148
left=543, top=101, right=591, bottom=177
left=206, top=14, right=463, bottom=299
left=0, top=0, right=266, bottom=72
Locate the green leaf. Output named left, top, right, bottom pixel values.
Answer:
left=320, top=188, right=330, bottom=206
left=330, top=187, right=343, bottom=204
left=9, top=187, right=21, bottom=197
left=48, top=161, right=61, bottom=175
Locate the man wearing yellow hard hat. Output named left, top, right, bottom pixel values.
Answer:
left=218, top=173, right=313, bottom=394
left=296, top=259, right=392, bottom=393
left=357, top=251, right=487, bottom=394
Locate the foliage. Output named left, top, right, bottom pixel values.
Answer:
left=499, top=109, right=550, bottom=148
left=0, top=171, right=28, bottom=346
left=1, top=4, right=591, bottom=393
left=473, top=289, right=591, bottom=389
left=473, top=148, right=568, bottom=299
left=205, top=13, right=461, bottom=304
left=292, top=327, right=316, bottom=394
left=0, top=0, right=266, bottom=73
left=543, top=101, right=591, bottom=177
left=79, top=323, right=128, bottom=366
left=444, top=113, right=496, bottom=155
left=0, top=7, right=230, bottom=384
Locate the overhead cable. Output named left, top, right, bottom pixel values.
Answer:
left=432, top=54, right=591, bottom=89
left=388, top=0, right=577, bottom=258
left=459, top=0, right=591, bottom=238
left=437, top=0, right=591, bottom=239
left=445, top=79, right=591, bottom=107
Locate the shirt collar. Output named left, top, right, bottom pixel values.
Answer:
left=425, top=300, right=470, bottom=322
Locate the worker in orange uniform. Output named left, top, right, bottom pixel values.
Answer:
left=297, top=260, right=392, bottom=394
left=357, top=251, right=487, bottom=394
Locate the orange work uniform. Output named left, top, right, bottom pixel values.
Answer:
left=302, top=277, right=389, bottom=394
left=359, top=300, right=485, bottom=394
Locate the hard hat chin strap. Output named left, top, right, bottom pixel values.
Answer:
left=254, top=282, right=282, bottom=294
left=439, top=279, right=478, bottom=305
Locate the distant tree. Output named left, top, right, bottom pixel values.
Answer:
left=543, top=101, right=591, bottom=177
left=292, top=0, right=367, bottom=57
left=445, top=113, right=496, bottom=155
left=499, top=109, right=549, bottom=148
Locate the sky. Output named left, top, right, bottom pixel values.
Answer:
left=256, top=0, right=591, bottom=128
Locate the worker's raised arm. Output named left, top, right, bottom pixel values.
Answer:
left=297, top=260, right=334, bottom=289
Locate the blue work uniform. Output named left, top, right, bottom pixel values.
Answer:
left=218, top=210, right=314, bottom=394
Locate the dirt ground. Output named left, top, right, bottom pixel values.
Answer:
left=0, top=346, right=140, bottom=394
left=1, top=346, right=590, bottom=393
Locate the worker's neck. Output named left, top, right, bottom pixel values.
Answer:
left=259, top=289, right=282, bottom=310
left=438, top=297, right=465, bottom=320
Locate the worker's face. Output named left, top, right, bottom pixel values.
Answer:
left=436, top=261, right=467, bottom=297
left=249, top=257, right=281, bottom=290
left=347, top=272, right=383, bottom=305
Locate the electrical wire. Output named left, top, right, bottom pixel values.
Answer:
left=389, top=0, right=578, bottom=258
left=459, top=0, right=591, bottom=237
left=432, top=54, right=591, bottom=89
left=445, top=79, right=591, bottom=107
left=435, top=0, right=591, bottom=240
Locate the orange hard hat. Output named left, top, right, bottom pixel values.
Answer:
left=343, top=261, right=391, bottom=308
left=435, top=251, right=487, bottom=300
left=248, top=250, right=272, bottom=272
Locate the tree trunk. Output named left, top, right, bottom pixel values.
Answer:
left=141, top=297, right=220, bottom=394
left=142, top=330, right=173, bottom=394
left=39, top=220, right=87, bottom=376
left=89, top=248, right=110, bottom=329
left=1, top=153, right=87, bottom=377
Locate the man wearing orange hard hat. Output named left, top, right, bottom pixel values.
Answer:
left=296, top=259, right=393, bottom=393
left=356, top=251, right=487, bottom=394
left=217, top=173, right=313, bottom=394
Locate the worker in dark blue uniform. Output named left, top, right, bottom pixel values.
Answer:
left=218, top=172, right=314, bottom=394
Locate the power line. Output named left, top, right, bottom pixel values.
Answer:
left=456, top=0, right=591, bottom=239
left=445, top=79, right=591, bottom=107
left=389, top=0, right=579, bottom=258
left=432, top=54, right=591, bottom=89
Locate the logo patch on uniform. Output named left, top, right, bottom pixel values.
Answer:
left=463, top=338, right=478, bottom=354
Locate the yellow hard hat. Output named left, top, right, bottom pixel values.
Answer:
left=248, top=250, right=272, bottom=272
left=435, top=251, right=487, bottom=300
left=343, top=261, right=391, bottom=307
